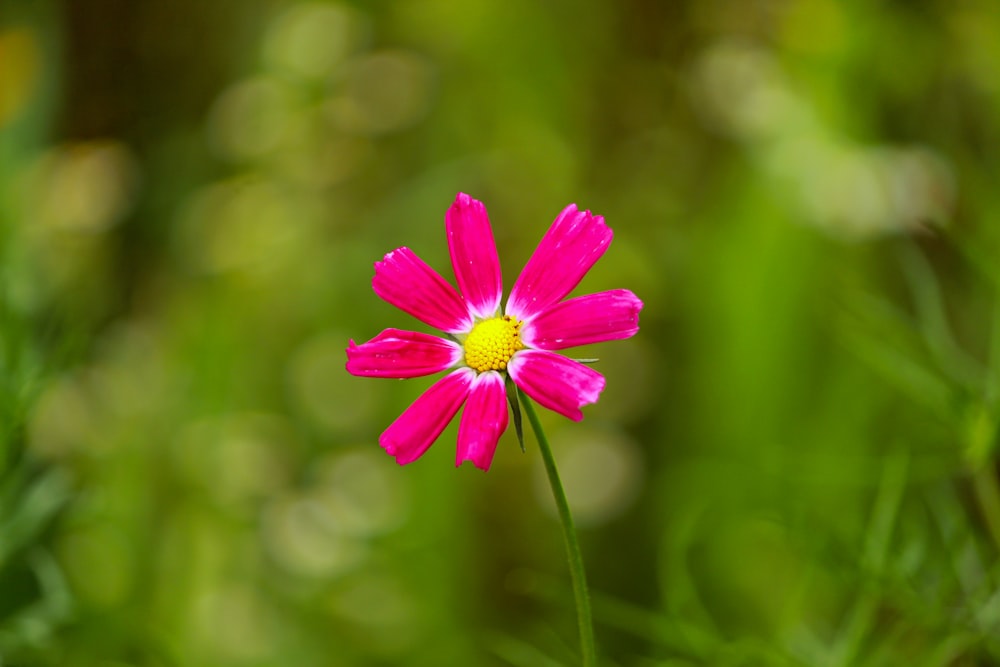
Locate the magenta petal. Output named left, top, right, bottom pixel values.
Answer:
left=446, top=193, right=503, bottom=320
left=506, top=205, right=614, bottom=322
left=508, top=350, right=605, bottom=421
left=373, top=247, right=472, bottom=334
left=346, top=329, right=463, bottom=378
left=380, top=368, right=475, bottom=465
left=521, top=289, right=643, bottom=350
left=456, top=371, right=509, bottom=471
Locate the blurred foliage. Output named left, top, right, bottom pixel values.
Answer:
left=3, top=0, right=1000, bottom=665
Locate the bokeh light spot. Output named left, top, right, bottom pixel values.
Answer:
left=286, top=333, right=379, bottom=433
left=25, top=141, right=140, bottom=233
left=263, top=3, right=367, bottom=80
left=534, top=427, right=643, bottom=526
left=176, top=177, right=308, bottom=274
left=206, top=77, right=293, bottom=161
left=173, top=413, right=294, bottom=507
left=29, top=373, right=99, bottom=461
left=328, top=50, right=435, bottom=135
left=261, top=494, right=368, bottom=578
left=57, top=525, right=134, bottom=609
left=313, top=449, right=409, bottom=537
left=194, top=584, right=278, bottom=662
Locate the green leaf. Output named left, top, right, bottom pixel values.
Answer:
left=505, top=375, right=525, bottom=453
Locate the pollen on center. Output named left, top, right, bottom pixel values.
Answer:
left=463, top=315, right=525, bottom=372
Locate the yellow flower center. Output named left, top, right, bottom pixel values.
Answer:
left=463, top=315, right=524, bottom=372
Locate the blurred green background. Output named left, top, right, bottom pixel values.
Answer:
left=3, top=0, right=1000, bottom=665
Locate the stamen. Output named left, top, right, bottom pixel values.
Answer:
left=463, top=315, right=525, bottom=372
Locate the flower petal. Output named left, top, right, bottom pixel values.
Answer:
left=456, top=371, right=509, bottom=471
left=373, top=247, right=472, bottom=334
left=506, top=205, right=614, bottom=322
left=380, top=368, right=475, bottom=465
left=346, top=329, right=463, bottom=378
left=446, top=193, right=503, bottom=320
left=508, top=350, right=605, bottom=422
left=520, top=289, right=643, bottom=350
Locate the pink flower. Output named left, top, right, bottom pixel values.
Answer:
left=346, top=193, right=643, bottom=471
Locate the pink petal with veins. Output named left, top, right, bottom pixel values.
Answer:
left=346, top=329, right=463, bottom=378
left=380, top=368, right=475, bottom=465
left=506, top=205, right=613, bottom=322
left=373, top=247, right=472, bottom=334
left=521, top=289, right=643, bottom=350
left=508, top=350, right=605, bottom=422
left=446, top=193, right=503, bottom=320
left=456, top=371, right=509, bottom=471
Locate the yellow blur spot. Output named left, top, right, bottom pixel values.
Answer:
left=0, top=27, right=40, bottom=128
left=28, top=141, right=140, bottom=233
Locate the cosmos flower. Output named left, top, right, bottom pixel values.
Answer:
left=346, top=193, right=642, bottom=471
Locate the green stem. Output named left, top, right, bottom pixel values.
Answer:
left=518, top=389, right=597, bottom=667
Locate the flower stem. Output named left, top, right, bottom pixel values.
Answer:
left=518, top=389, right=597, bottom=666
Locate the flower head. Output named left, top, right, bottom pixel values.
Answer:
left=346, top=193, right=643, bottom=471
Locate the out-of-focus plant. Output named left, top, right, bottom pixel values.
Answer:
left=0, top=9, right=77, bottom=664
